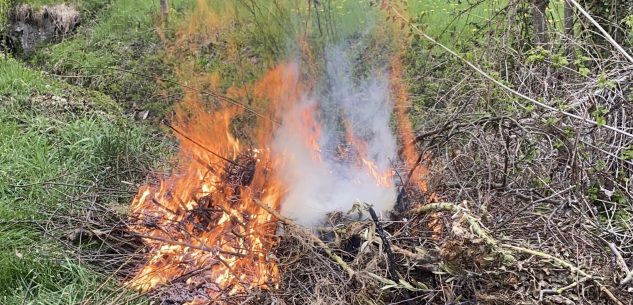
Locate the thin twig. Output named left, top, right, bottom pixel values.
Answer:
left=166, top=123, right=242, bottom=167
left=390, top=6, right=633, bottom=139
left=134, top=233, right=246, bottom=258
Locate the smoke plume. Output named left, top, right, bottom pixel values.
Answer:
left=273, top=45, right=397, bottom=226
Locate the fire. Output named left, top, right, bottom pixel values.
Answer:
left=391, top=54, right=430, bottom=194
left=127, top=96, right=283, bottom=298
left=385, top=4, right=436, bottom=204
left=128, top=57, right=401, bottom=300
left=391, top=48, right=440, bottom=236
left=136, top=63, right=297, bottom=288
left=129, top=1, right=401, bottom=300
left=300, top=105, right=323, bottom=160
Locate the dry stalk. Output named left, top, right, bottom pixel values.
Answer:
left=390, top=244, right=430, bottom=262
left=411, top=202, right=497, bottom=247
left=413, top=201, right=625, bottom=305
left=608, top=242, right=633, bottom=285
left=254, top=200, right=427, bottom=291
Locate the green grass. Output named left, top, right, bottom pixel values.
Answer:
left=0, top=227, right=138, bottom=305
left=27, top=0, right=191, bottom=118
left=0, top=56, right=169, bottom=304
left=405, top=0, right=567, bottom=47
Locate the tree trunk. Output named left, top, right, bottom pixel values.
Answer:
left=532, top=0, right=549, bottom=47
left=564, top=0, right=574, bottom=57
left=160, top=0, right=169, bottom=25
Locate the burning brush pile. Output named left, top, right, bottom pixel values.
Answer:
left=125, top=54, right=421, bottom=304
left=120, top=39, right=631, bottom=305
left=122, top=39, right=630, bottom=304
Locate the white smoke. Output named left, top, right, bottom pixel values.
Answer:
left=273, top=45, right=397, bottom=227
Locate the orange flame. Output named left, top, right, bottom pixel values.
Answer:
left=129, top=2, right=402, bottom=300
left=128, top=58, right=400, bottom=299
left=391, top=54, right=430, bottom=193
left=391, top=49, right=440, bottom=236
left=130, top=4, right=302, bottom=293
left=128, top=96, right=283, bottom=297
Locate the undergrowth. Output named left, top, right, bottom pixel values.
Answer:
left=0, top=57, right=170, bottom=304
left=27, top=0, right=190, bottom=118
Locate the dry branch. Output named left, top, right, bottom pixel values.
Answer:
left=413, top=202, right=625, bottom=305
left=608, top=242, right=633, bottom=286
left=254, top=200, right=427, bottom=291
left=411, top=202, right=497, bottom=247
left=367, top=206, right=399, bottom=282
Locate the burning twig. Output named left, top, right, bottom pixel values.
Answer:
left=134, top=233, right=246, bottom=258
left=166, top=123, right=242, bottom=167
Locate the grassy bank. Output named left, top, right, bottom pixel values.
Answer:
left=0, top=54, right=168, bottom=305
left=23, top=0, right=191, bottom=118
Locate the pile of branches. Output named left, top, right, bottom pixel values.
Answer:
left=263, top=201, right=627, bottom=305
left=383, top=0, right=633, bottom=304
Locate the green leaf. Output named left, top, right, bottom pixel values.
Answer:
left=579, top=67, right=590, bottom=77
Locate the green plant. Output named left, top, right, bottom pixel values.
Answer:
left=0, top=41, right=169, bottom=304
left=591, top=105, right=609, bottom=127
left=597, top=72, right=616, bottom=89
